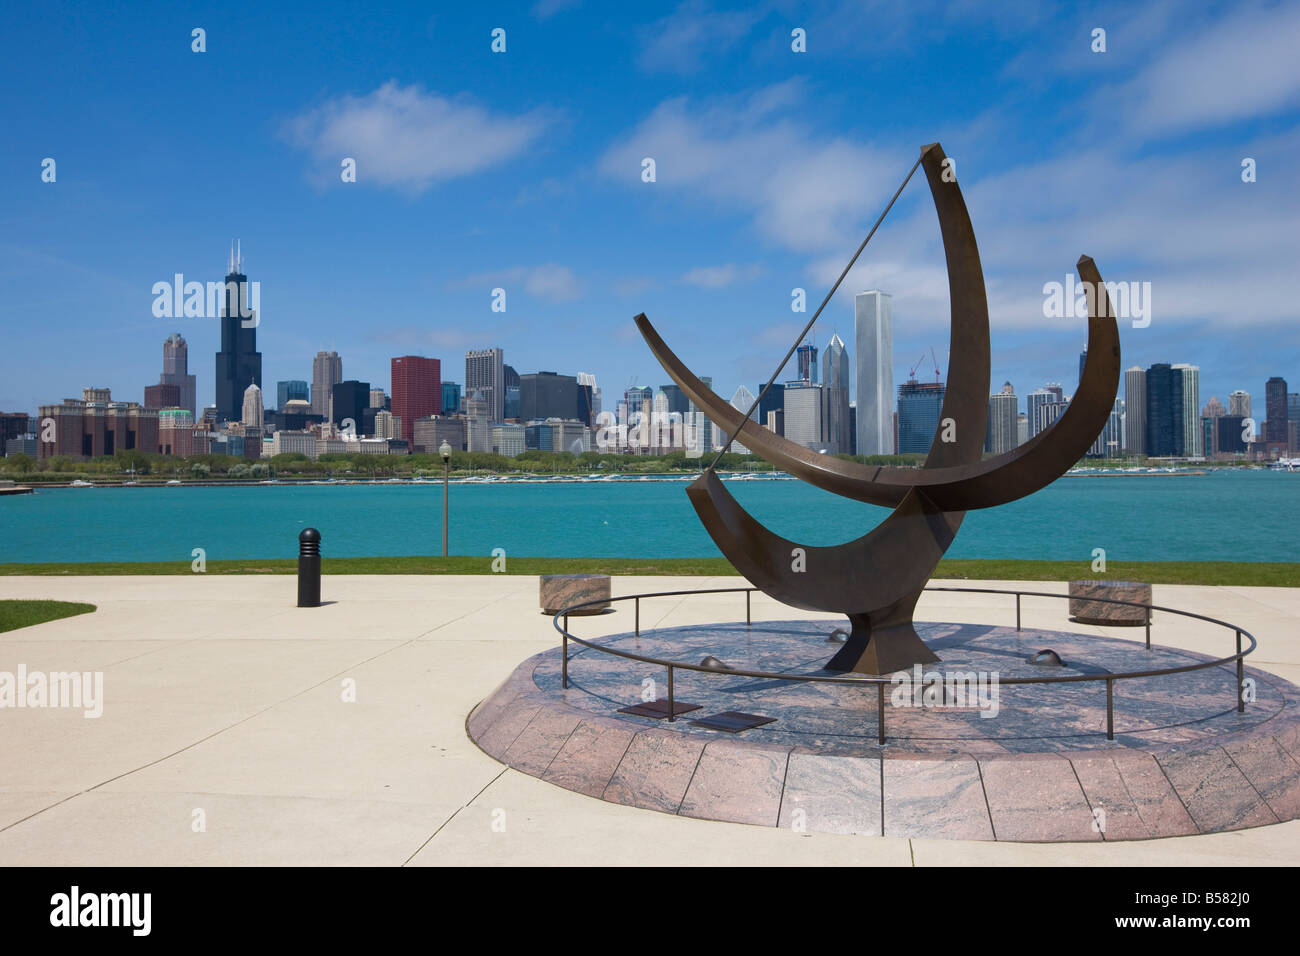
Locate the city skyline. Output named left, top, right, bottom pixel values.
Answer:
left=10, top=280, right=1291, bottom=460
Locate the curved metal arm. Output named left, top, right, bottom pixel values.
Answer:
left=635, top=256, right=1119, bottom=512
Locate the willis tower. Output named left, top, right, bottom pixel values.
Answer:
left=214, top=240, right=262, bottom=422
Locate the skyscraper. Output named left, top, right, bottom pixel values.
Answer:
left=144, top=384, right=181, bottom=410
left=1265, top=376, right=1289, bottom=444
left=1217, top=416, right=1248, bottom=455
left=987, top=382, right=1018, bottom=454
left=728, top=385, right=758, bottom=455
left=625, top=386, right=653, bottom=425
left=1228, top=390, right=1252, bottom=419
left=311, top=351, right=342, bottom=420
left=1036, top=400, right=1070, bottom=434
left=520, top=372, right=578, bottom=422
left=1288, top=393, right=1300, bottom=451
left=685, top=378, right=713, bottom=455
left=659, top=383, right=688, bottom=416
left=577, top=372, right=601, bottom=422
left=576, top=381, right=595, bottom=428
left=796, top=342, right=818, bottom=384
left=242, top=383, right=264, bottom=429
left=1026, top=387, right=1056, bottom=439
left=277, top=380, right=309, bottom=411
left=758, top=383, right=784, bottom=437
left=503, top=364, right=521, bottom=421
left=782, top=381, right=823, bottom=450
left=441, top=382, right=462, bottom=415
left=332, top=380, right=371, bottom=436
left=897, top=381, right=946, bottom=455
left=214, top=243, right=261, bottom=423
left=390, top=356, right=442, bottom=446
left=1088, top=398, right=1124, bottom=458
left=854, top=291, right=894, bottom=456
left=1124, top=366, right=1146, bottom=455
left=466, top=348, right=505, bottom=424
left=466, top=390, right=492, bottom=452
left=821, top=333, right=851, bottom=454
left=160, top=333, right=196, bottom=417
left=1174, top=364, right=1201, bottom=457
left=1145, top=363, right=1184, bottom=457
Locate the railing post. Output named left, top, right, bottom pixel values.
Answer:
left=1145, top=608, right=1151, bottom=650
left=1015, top=593, right=1021, bottom=631
left=877, top=682, right=886, bottom=745
left=561, top=631, right=568, bottom=688
left=745, top=590, right=751, bottom=626
left=635, top=597, right=640, bottom=637
left=1106, top=678, right=1114, bottom=740
left=1236, top=630, right=1245, bottom=713
left=667, top=665, right=675, bottom=722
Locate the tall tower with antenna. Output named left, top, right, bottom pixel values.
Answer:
left=214, top=239, right=262, bottom=423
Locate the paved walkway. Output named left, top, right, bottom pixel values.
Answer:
left=0, top=574, right=1296, bottom=865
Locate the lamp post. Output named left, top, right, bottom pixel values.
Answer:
left=439, top=440, right=452, bottom=557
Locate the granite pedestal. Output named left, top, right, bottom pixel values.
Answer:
left=1069, top=580, right=1152, bottom=626
left=468, top=619, right=1300, bottom=841
left=540, top=574, right=611, bottom=615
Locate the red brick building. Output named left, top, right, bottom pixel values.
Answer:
left=390, top=356, right=441, bottom=446
left=38, top=390, right=159, bottom=459
left=144, top=383, right=182, bottom=409
left=157, top=409, right=196, bottom=457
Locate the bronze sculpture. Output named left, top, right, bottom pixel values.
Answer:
left=635, top=142, right=1120, bottom=674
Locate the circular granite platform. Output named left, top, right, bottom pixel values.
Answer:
left=467, top=620, right=1300, bottom=841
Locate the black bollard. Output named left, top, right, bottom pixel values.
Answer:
left=298, top=528, right=321, bottom=607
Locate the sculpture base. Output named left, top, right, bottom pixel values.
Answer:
left=825, top=611, right=941, bottom=674
left=468, top=620, right=1300, bottom=841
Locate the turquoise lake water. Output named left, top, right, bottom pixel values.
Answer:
left=0, top=471, right=1296, bottom=565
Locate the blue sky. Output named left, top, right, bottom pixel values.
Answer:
left=2, top=0, right=1298, bottom=418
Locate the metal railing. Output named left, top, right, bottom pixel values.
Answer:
left=553, top=585, right=1257, bottom=743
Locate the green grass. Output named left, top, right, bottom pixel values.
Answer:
left=0, top=599, right=97, bottom=633
left=0, top=557, right=1294, bottom=586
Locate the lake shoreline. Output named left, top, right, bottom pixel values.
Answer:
left=1, top=556, right=1296, bottom=587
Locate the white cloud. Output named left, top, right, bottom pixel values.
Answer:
left=1122, top=2, right=1300, bottom=134
left=603, top=6, right=1300, bottom=345
left=612, top=276, right=655, bottom=297
left=533, top=0, right=581, bottom=19
left=637, top=1, right=760, bottom=73
left=284, top=82, right=549, bottom=192
left=599, top=82, right=897, bottom=253
left=681, top=263, right=764, bottom=288
left=457, top=264, right=583, bottom=303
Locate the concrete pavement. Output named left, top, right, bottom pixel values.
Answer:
left=0, top=574, right=1296, bottom=865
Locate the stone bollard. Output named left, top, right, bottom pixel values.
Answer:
left=298, top=528, right=321, bottom=608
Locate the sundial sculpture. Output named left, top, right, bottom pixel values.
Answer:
left=635, top=143, right=1120, bottom=674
